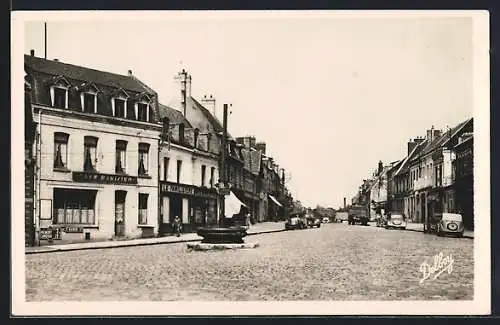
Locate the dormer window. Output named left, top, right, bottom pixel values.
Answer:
left=111, top=88, right=130, bottom=119
left=49, top=76, right=70, bottom=109
left=114, top=98, right=126, bottom=118
left=135, top=92, right=152, bottom=122
left=53, top=87, right=67, bottom=109
left=82, top=92, right=97, bottom=113
left=194, top=129, right=199, bottom=148
left=78, top=82, right=100, bottom=114
left=137, top=103, right=149, bottom=122
left=179, top=124, right=185, bottom=143
left=207, top=133, right=212, bottom=152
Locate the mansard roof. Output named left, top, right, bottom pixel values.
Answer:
left=25, top=54, right=153, bottom=95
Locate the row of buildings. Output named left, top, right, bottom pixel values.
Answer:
left=24, top=51, right=293, bottom=246
left=351, top=118, right=474, bottom=230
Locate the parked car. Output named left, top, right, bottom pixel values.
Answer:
left=285, top=216, right=301, bottom=230
left=385, top=212, right=406, bottom=230
left=429, top=213, right=464, bottom=237
left=307, top=216, right=322, bottom=228
left=322, top=217, right=330, bottom=223
left=298, top=216, right=308, bottom=229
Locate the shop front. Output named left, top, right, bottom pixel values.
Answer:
left=268, top=194, right=283, bottom=221
left=39, top=171, right=158, bottom=244
left=159, top=181, right=193, bottom=235
left=192, top=187, right=219, bottom=229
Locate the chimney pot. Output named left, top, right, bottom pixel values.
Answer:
left=30, top=49, right=35, bottom=56
left=128, top=69, right=133, bottom=76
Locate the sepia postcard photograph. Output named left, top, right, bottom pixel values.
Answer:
left=11, top=10, right=490, bottom=316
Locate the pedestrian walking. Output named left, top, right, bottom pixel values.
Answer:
left=245, top=213, right=251, bottom=230
left=173, top=215, right=182, bottom=237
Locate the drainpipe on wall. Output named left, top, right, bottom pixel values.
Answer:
left=36, top=108, right=42, bottom=246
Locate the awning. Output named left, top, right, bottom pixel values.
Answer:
left=268, top=194, right=283, bottom=207
left=225, top=191, right=247, bottom=218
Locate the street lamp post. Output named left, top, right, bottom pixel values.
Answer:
left=218, top=103, right=229, bottom=227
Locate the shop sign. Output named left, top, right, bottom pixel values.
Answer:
left=160, top=181, right=194, bottom=195
left=64, top=226, right=84, bottom=233
left=39, top=229, right=53, bottom=240
left=194, top=188, right=218, bottom=199
left=73, top=172, right=138, bottom=185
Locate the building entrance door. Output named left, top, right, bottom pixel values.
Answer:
left=115, top=191, right=126, bottom=237
left=169, top=195, right=183, bottom=224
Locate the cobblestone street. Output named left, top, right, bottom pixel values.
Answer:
left=25, top=223, right=473, bottom=301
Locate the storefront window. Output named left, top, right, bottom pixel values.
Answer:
left=53, top=188, right=97, bottom=225
left=138, top=193, right=148, bottom=224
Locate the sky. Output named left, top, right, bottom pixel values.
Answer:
left=24, top=13, right=473, bottom=208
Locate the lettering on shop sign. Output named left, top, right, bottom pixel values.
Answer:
left=194, top=188, right=218, bottom=199
left=64, top=227, right=84, bottom=233
left=419, top=251, right=454, bottom=283
left=39, top=229, right=53, bottom=240
left=160, top=182, right=194, bottom=195
left=73, top=172, right=138, bottom=185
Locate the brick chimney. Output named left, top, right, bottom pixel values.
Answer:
left=255, top=142, right=266, bottom=155
left=378, top=160, right=383, bottom=175
left=407, top=139, right=417, bottom=156
left=200, top=94, right=216, bottom=119
left=30, top=49, right=35, bottom=56
left=174, top=69, right=192, bottom=116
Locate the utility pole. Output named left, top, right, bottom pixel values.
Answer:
left=219, top=103, right=229, bottom=227
left=44, top=22, right=47, bottom=59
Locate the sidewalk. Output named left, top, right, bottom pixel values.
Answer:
left=25, top=221, right=286, bottom=254
left=404, top=222, right=474, bottom=239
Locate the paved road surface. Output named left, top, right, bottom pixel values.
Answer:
left=25, top=223, right=473, bottom=301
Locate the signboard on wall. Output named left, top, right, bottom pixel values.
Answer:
left=73, top=172, right=138, bottom=185
left=160, top=181, right=194, bottom=195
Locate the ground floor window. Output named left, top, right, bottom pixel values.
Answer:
left=138, top=193, right=148, bottom=225
left=53, top=188, right=97, bottom=225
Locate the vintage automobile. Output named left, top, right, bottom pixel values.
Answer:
left=429, top=213, right=464, bottom=237
left=307, top=216, right=322, bottom=228
left=285, top=216, right=307, bottom=230
left=385, top=212, right=406, bottom=230
left=322, top=217, right=330, bottom=223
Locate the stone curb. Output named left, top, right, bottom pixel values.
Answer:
left=404, top=227, right=474, bottom=239
left=25, top=228, right=286, bottom=255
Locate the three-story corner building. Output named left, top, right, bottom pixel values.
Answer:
left=25, top=52, right=161, bottom=242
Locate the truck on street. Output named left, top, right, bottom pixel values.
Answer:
left=348, top=205, right=369, bottom=226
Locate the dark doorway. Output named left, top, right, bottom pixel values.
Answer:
left=169, top=195, right=183, bottom=224
left=115, top=191, right=127, bottom=237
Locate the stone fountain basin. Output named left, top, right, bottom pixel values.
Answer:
left=197, top=227, right=248, bottom=244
